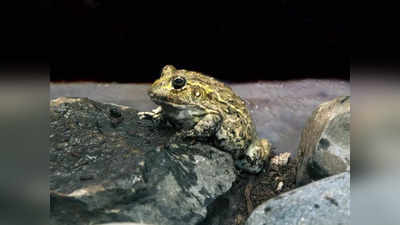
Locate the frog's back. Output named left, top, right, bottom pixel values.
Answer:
left=184, top=70, right=256, bottom=153
left=184, top=70, right=249, bottom=115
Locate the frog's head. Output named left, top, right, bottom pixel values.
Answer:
left=148, top=65, right=213, bottom=108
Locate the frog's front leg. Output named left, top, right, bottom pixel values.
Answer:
left=137, top=106, right=164, bottom=126
left=169, top=113, right=221, bottom=145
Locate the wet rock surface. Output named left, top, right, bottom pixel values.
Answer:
left=49, top=97, right=236, bottom=225
left=296, top=96, right=350, bottom=185
left=246, top=172, right=350, bottom=225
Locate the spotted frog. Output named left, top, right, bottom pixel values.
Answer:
left=138, top=65, right=270, bottom=173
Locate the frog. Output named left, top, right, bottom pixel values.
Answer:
left=138, top=65, right=271, bottom=173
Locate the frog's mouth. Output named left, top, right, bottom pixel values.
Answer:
left=148, top=88, right=190, bottom=108
left=151, top=98, right=206, bottom=114
left=152, top=97, right=190, bottom=109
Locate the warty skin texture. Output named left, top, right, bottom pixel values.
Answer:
left=139, top=65, right=270, bottom=173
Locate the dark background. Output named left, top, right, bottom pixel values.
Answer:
left=4, top=1, right=349, bottom=82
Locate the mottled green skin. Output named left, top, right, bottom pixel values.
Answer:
left=139, top=65, right=270, bottom=173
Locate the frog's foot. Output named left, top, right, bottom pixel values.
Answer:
left=138, top=106, right=162, bottom=120
left=138, top=106, right=165, bottom=127
left=235, top=138, right=271, bottom=174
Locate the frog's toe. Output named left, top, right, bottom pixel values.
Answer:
left=137, top=111, right=154, bottom=120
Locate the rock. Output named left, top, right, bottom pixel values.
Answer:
left=97, top=223, right=153, bottom=225
left=296, top=96, right=350, bottom=186
left=198, top=151, right=297, bottom=225
left=246, top=172, right=350, bottom=225
left=49, top=97, right=236, bottom=225
left=97, top=223, right=154, bottom=225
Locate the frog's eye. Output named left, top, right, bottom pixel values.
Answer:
left=172, top=76, right=186, bottom=89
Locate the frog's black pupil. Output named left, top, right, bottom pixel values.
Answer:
left=173, top=77, right=186, bottom=89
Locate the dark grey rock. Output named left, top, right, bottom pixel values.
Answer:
left=49, top=97, right=236, bottom=225
left=246, top=172, right=350, bottom=225
left=296, top=96, right=350, bottom=185
left=97, top=223, right=155, bottom=225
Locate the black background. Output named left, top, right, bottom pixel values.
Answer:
left=3, top=1, right=349, bottom=82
